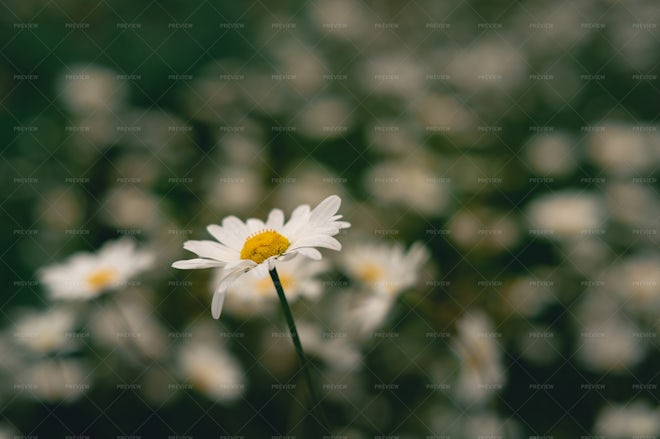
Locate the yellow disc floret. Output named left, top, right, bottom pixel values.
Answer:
left=86, top=268, right=117, bottom=291
left=240, top=230, right=290, bottom=264
left=356, top=263, right=384, bottom=283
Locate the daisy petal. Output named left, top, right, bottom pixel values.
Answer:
left=293, top=247, right=323, bottom=260
left=207, top=224, right=243, bottom=250
left=222, top=216, right=249, bottom=241
left=246, top=218, right=266, bottom=234
left=252, top=262, right=269, bottom=278
left=266, top=208, right=285, bottom=229
left=211, top=288, right=226, bottom=319
left=172, top=258, right=224, bottom=269
left=277, top=252, right=298, bottom=262
left=309, top=195, right=341, bottom=225
left=290, top=204, right=310, bottom=221
left=212, top=269, right=247, bottom=319
left=183, top=240, right=237, bottom=261
left=224, top=259, right=255, bottom=271
left=290, top=235, right=342, bottom=251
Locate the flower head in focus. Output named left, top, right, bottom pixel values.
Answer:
left=38, top=238, right=154, bottom=300
left=172, top=195, right=350, bottom=318
left=339, top=241, right=429, bottom=296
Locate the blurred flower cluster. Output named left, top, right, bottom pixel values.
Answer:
left=2, top=0, right=658, bottom=437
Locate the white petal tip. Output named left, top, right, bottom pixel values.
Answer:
left=211, top=289, right=226, bottom=319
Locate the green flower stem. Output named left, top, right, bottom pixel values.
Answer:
left=269, top=267, right=329, bottom=433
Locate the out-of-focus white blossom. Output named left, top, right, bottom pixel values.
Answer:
left=58, top=64, right=126, bottom=114
left=271, top=41, right=326, bottom=96
left=452, top=312, right=506, bottom=405
left=359, top=54, right=425, bottom=98
left=605, top=182, right=659, bottom=230
left=575, top=293, right=646, bottom=372
left=340, top=241, right=429, bottom=297
left=603, top=255, right=660, bottom=314
left=524, top=133, right=578, bottom=177
left=340, top=293, right=395, bottom=340
left=39, top=238, right=154, bottom=300
left=414, top=94, right=475, bottom=135
left=206, top=166, right=264, bottom=216
left=176, top=326, right=246, bottom=403
left=587, top=123, right=659, bottom=176
left=296, top=96, right=353, bottom=139
left=594, top=401, right=660, bottom=438
left=309, top=0, right=371, bottom=41
left=89, top=291, right=167, bottom=360
left=15, top=359, right=90, bottom=402
left=364, top=156, right=450, bottom=216
left=448, top=208, right=521, bottom=252
left=503, top=274, right=555, bottom=318
left=297, top=321, right=362, bottom=371
left=448, top=40, right=527, bottom=93
left=525, top=191, right=605, bottom=239
left=12, top=307, right=77, bottom=354
left=273, top=163, right=351, bottom=214
left=101, top=187, right=160, bottom=230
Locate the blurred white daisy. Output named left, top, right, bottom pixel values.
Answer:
left=38, top=238, right=154, bottom=300
left=587, top=123, right=658, bottom=177
left=339, top=241, right=429, bottom=297
left=607, top=255, right=660, bottom=313
left=575, top=293, right=646, bottom=372
left=297, top=321, right=362, bottom=371
left=15, top=358, right=90, bottom=403
left=215, top=256, right=328, bottom=318
left=342, top=293, right=396, bottom=340
left=594, top=401, right=660, bottom=438
left=57, top=64, right=126, bottom=114
left=172, top=195, right=350, bottom=319
left=177, top=338, right=246, bottom=403
left=364, top=157, right=450, bottom=216
left=524, top=132, right=578, bottom=177
left=12, top=307, right=77, bottom=354
left=525, top=191, right=605, bottom=239
left=452, top=312, right=506, bottom=405
left=88, top=291, right=167, bottom=361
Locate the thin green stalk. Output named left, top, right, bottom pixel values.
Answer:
left=269, top=267, right=329, bottom=433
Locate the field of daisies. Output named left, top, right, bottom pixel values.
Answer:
left=2, top=0, right=659, bottom=437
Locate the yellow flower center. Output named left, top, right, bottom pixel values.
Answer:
left=86, top=268, right=117, bottom=290
left=356, top=263, right=384, bottom=283
left=240, top=230, right=290, bottom=264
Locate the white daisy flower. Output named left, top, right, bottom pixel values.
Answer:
left=339, top=241, right=430, bottom=297
left=452, top=312, right=506, bottom=405
left=342, top=292, right=396, bottom=340
left=172, top=195, right=350, bottom=319
left=177, top=341, right=246, bottom=403
left=214, top=257, right=329, bottom=317
left=175, top=322, right=246, bottom=403
left=38, top=238, right=154, bottom=300
left=594, top=401, right=660, bottom=438
left=16, top=358, right=90, bottom=402
left=12, top=307, right=77, bottom=354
